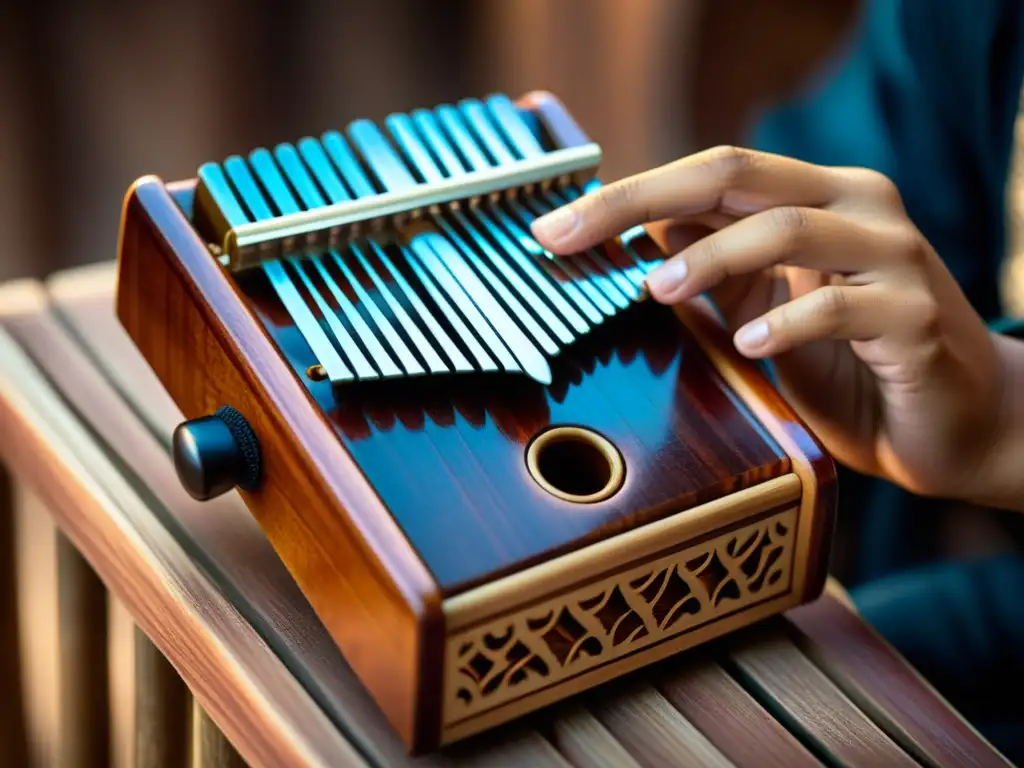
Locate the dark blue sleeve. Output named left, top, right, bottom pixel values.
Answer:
left=749, top=0, right=1024, bottom=321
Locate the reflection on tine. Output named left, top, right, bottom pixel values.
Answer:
left=409, top=108, right=592, bottom=336
left=385, top=116, right=567, bottom=353
left=253, top=145, right=412, bottom=379
left=432, top=104, right=607, bottom=325
left=194, top=94, right=666, bottom=388
left=487, top=93, right=656, bottom=283
left=349, top=118, right=553, bottom=384
left=207, top=155, right=354, bottom=383
left=457, top=98, right=629, bottom=313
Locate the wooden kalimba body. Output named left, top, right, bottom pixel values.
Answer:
left=113, top=91, right=836, bottom=753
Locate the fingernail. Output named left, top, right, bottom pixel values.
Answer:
left=736, top=321, right=770, bottom=348
left=646, top=259, right=688, bottom=294
left=531, top=207, right=580, bottom=244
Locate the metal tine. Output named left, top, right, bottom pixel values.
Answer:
left=457, top=99, right=629, bottom=311
left=296, top=137, right=352, bottom=204
left=349, top=118, right=556, bottom=384
left=250, top=147, right=405, bottom=378
left=386, top=112, right=568, bottom=354
left=324, top=127, right=497, bottom=376
left=219, top=155, right=356, bottom=383
left=489, top=202, right=612, bottom=320
left=530, top=191, right=640, bottom=300
left=433, top=104, right=607, bottom=324
left=299, top=135, right=475, bottom=375
left=277, top=141, right=447, bottom=376
left=321, top=130, right=377, bottom=198
left=487, top=94, right=655, bottom=282
left=564, top=183, right=661, bottom=277
left=414, top=109, right=592, bottom=336
left=552, top=186, right=649, bottom=288
left=363, top=240, right=475, bottom=374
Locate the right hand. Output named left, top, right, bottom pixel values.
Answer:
left=531, top=146, right=1012, bottom=505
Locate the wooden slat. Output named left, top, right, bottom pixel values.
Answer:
left=657, top=656, right=819, bottom=768
left=0, top=297, right=368, bottom=766
left=546, top=705, right=643, bottom=768
left=3, top=262, right=1011, bottom=768
left=135, top=627, right=189, bottom=768
left=788, top=590, right=1014, bottom=767
left=57, top=530, right=110, bottom=767
left=728, top=629, right=918, bottom=766
left=592, top=682, right=735, bottom=767
left=194, top=701, right=246, bottom=768
left=0, top=461, right=28, bottom=767
left=42, top=263, right=573, bottom=766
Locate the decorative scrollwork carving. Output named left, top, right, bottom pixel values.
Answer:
left=444, top=508, right=796, bottom=725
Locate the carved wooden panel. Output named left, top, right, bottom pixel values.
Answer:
left=444, top=506, right=797, bottom=727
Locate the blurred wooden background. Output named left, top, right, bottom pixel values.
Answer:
left=0, top=0, right=861, bottom=283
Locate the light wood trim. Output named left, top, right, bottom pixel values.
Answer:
left=0, top=326, right=366, bottom=767
left=675, top=300, right=823, bottom=601
left=134, top=627, right=189, bottom=768
left=444, top=473, right=801, bottom=630
left=824, top=576, right=856, bottom=611
left=57, top=532, right=110, bottom=768
left=441, top=590, right=800, bottom=745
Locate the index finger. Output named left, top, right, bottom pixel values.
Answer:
left=530, top=145, right=848, bottom=254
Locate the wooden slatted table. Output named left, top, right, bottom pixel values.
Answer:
left=0, top=262, right=1012, bottom=767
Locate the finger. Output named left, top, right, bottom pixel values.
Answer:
left=644, top=207, right=912, bottom=304
left=530, top=145, right=848, bottom=253
left=731, top=284, right=935, bottom=358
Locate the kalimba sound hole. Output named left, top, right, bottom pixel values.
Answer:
left=526, top=426, right=625, bottom=504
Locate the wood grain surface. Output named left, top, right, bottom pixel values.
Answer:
left=0, top=264, right=1012, bottom=767
left=0, top=282, right=368, bottom=767
left=117, top=176, right=443, bottom=750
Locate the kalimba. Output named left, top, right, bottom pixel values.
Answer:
left=113, top=91, right=836, bottom=753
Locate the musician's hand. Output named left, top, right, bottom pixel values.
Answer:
left=530, top=146, right=1015, bottom=507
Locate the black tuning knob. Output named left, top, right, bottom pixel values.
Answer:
left=172, top=406, right=261, bottom=501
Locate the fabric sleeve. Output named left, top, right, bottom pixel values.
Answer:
left=748, top=0, right=1024, bottom=321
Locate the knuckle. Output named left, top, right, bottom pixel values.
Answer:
left=886, top=224, right=928, bottom=266
left=596, top=178, right=638, bottom=216
left=812, top=286, right=849, bottom=323
left=911, top=291, right=942, bottom=338
left=767, top=206, right=812, bottom=243
left=703, top=144, right=755, bottom=183
left=850, top=168, right=904, bottom=208
left=692, top=233, right=725, bottom=279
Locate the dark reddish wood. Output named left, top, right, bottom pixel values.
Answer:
left=787, top=593, right=1012, bottom=768
left=115, top=178, right=444, bottom=751
left=114, top=93, right=837, bottom=751
left=242, top=262, right=790, bottom=592
left=522, top=91, right=837, bottom=602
